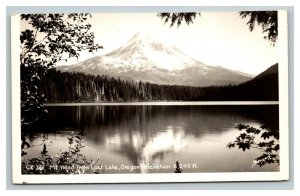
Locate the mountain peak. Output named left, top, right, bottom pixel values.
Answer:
left=56, top=32, right=252, bottom=86
left=130, top=32, right=152, bottom=40
left=103, top=32, right=206, bottom=71
left=125, top=32, right=164, bottom=49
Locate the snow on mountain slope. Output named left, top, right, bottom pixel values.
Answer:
left=57, top=32, right=252, bottom=86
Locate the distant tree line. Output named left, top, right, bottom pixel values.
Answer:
left=41, top=69, right=204, bottom=102
left=40, top=69, right=278, bottom=103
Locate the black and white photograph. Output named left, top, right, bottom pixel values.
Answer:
left=12, top=10, right=289, bottom=183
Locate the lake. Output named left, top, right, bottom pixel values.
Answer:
left=22, top=103, right=279, bottom=173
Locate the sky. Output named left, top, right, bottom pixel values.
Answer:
left=90, top=12, right=278, bottom=75
left=22, top=12, right=279, bottom=76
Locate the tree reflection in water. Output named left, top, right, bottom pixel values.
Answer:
left=23, top=104, right=279, bottom=173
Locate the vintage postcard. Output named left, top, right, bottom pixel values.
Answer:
left=12, top=10, right=289, bottom=184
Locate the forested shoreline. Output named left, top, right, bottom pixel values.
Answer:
left=40, top=68, right=278, bottom=103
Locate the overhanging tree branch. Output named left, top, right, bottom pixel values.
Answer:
left=158, top=11, right=278, bottom=46
left=20, top=13, right=103, bottom=127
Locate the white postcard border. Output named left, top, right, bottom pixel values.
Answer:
left=11, top=10, right=289, bottom=184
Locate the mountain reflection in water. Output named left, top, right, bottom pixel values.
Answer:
left=104, top=126, right=188, bottom=173
left=24, top=104, right=279, bottom=173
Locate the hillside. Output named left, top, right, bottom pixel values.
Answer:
left=192, top=63, right=279, bottom=101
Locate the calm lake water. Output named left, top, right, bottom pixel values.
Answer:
left=23, top=104, right=279, bottom=173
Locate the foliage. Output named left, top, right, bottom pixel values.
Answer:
left=20, top=14, right=102, bottom=126
left=227, top=123, right=279, bottom=167
left=158, top=11, right=278, bottom=45
left=21, top=131, right=101, bottom=174
left=240, top=11, right=278, bottom=45
left=40, top=68, right=278, bottom=102
left=158, top=13, right=200, bottom=27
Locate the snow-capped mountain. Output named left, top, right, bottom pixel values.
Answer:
left=57, top=32, right=252, bottom=86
